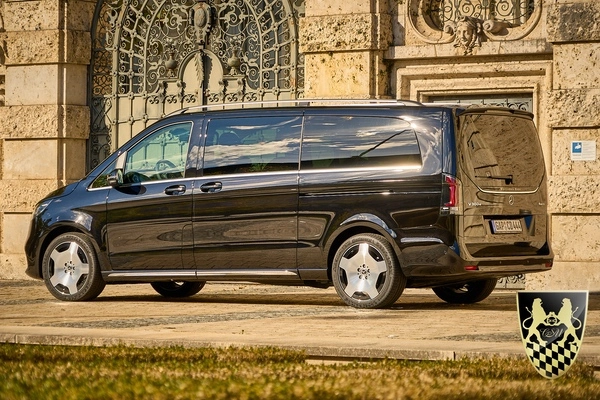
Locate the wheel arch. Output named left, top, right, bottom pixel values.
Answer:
left=325, top=217, right=401, bottom=280
left=36, top=224, right=106, bottom=279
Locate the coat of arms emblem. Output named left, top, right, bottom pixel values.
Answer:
left=517, top=291, right=588, bottom=379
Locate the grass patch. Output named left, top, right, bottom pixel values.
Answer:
left=1, top=343, right=599, bottom=399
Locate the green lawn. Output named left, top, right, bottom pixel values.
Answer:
left=1, top=343, right=598, bottom=399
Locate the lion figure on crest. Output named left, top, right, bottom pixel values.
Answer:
left=557, top=298, right=580, bottom=347
left=524, top=298, right=548, bottom=346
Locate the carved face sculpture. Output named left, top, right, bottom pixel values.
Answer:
left=453, top=17, right=481, bottom=55
left=456, top=20, right=474, bottom=46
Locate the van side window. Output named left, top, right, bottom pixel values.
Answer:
left=301, top=116, right=422, bottom=169
left=203, top=116, right=301, bottom=175
left=122, top=122, right=192, bottom=184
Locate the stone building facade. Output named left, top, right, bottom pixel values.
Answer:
left=0, top=0, right=599, bottom=290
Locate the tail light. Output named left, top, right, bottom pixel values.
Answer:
left=441, top=173, right=460, bottom=215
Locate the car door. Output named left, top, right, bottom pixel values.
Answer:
left=105, top=120, right=199, bottom=271
left=192, top=112, right=302, bottom=276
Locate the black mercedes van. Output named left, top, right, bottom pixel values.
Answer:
left=25, top=100, right=553, bottom=308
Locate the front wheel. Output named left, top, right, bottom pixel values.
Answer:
left=151, top=281, right=205, bottom=298
left=332, top=233, right=406, bottom=309
left=42, top=233, right=105, bottom=301
left=432, top=278, right=497, bottom=304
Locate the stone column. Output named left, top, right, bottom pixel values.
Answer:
left=529, top=1, right=600, bottom=290
left=300, top=0, right=392, bottom=98
left=0, top=0, right=95, bottom=279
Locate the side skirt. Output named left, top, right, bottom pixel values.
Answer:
left=102, top=269, right=302, bottom=283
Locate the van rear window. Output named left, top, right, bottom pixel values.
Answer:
left=301, top=116, right=422, bottom=170
left=459, top=113, right=544, bottom=190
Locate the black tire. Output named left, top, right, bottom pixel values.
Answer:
left=332, top=233, right=406, bottom=309
left=151, top=281, right=205, bottom=298
left=42, top=233, right=105, bottom=301
left=432, top=278, right=497, bottom=304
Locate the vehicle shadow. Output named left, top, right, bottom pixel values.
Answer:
left=93, top=291, right=526, bottom=312
left=95, top=292, right=344, bottom=308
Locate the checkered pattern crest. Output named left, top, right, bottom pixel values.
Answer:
left=517, top=291, right=588, bottom=379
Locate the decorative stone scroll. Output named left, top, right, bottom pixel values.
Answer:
left=407, top=0, right=542, bottom=53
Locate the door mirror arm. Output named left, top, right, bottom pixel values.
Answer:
left=107, top=152, right=127, bottom=188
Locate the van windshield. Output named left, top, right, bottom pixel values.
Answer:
left=459, top=112, right=544, bottom=191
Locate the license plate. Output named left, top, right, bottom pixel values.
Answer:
left=491, top=219, right=522, bottom=233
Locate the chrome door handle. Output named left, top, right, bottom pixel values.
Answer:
left=200, top=182, right=223, bottom=193
left=165, top=185, right=186, bottom=195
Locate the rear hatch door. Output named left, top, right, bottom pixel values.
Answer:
left=457, top=108, right=550, bottom=259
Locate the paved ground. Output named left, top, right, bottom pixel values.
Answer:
left=1, top=280, right=599, bottom=365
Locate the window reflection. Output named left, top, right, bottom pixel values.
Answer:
left=123, top=123, right=192, bottom=184
left=301, top=116, right=422, bottom=169
left=203, top=116, right=301, bottom=175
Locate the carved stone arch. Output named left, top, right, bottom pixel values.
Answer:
left=88, top=0, right=305, bottom=170
left=407, top=0, right=542, bottom=45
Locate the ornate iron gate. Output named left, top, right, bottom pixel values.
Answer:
left=89, top=0, right=305, bottom=170
left=429, top=94, right=533, bottom=112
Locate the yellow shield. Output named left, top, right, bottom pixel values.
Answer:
left=517, top=291, right=588, bottom=379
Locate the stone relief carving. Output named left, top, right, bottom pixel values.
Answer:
left=407, top=0, right=542, bottom=54
left=447, top=16, right=482, bottom=55
left=188, top=0, right=212, bottom=46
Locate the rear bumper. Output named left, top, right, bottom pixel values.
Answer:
left=399, top=242, right=553, bottom=287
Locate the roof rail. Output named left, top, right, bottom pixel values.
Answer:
left=165, top=98, right=423, bottom=117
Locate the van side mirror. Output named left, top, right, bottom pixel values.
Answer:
left=107, top=152, right=127, bottom=188
left=107, top=169, right=124, bottom=187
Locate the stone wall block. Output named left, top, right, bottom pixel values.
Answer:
left=4, top=0, right=96, bottom=31
left=5, top=30, right=60, bottom=65
left=5, top=30, right=90, bottom=65
left=551, top=215, right=600, bottom=262
left=65, top=30, right=92, bottom=65
left=4, top=0, right=59, bottom=31
left=4, top=138, right=90, bottom=182
left=526, top=261, right=600, bottom=291
left=374, top=12, right=393, bottom=50
left=546, top=89, right=600, bottom=128
left=552, top=128, right=600, bottom=175
left=547, top=3, right=600, bottom=43
left=3, top=138, right=88, bottom=182
left=0, top=254, right=29, bottom=280
left=3, top=213, right=31, bottom=254
left=549, top=175, right=600, bottom=213
left=64, top=138, right=87, bottom=181
left=0, top=180, right=60, bottom=212
left=304, top=52, right=372, bottom=98
left=3, top=139, right=59, bottom=180
left=300, top=14, right=381, bottom=53
left=63, top=106, right=91, bottom=139
left=554, top=43, right=600, bottom=90
left=0, top=105, right=89, bottom=139
left=305, top=1, right=373, bottom=17
left=0, top=105, right=58, bottom=138
left=66, top=0, right=98, bottom=32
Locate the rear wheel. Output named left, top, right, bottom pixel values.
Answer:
left=332, top=233, right=406, bottom=309
left=151, top=281, right=205, bottom=298
left=432, top=278, right=497, bottom=304
left=42, top=233, right=105, bottom=301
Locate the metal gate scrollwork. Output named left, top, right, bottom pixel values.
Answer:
left=89, top=0, right=305, bottom=170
